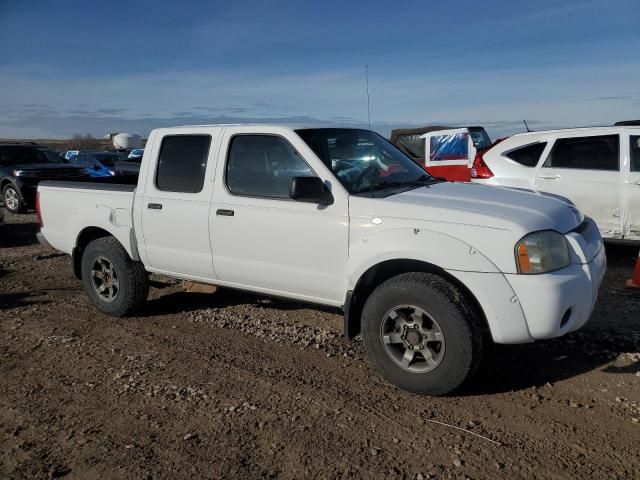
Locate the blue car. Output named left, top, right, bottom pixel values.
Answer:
left=69, top=151, right=122, bottom=178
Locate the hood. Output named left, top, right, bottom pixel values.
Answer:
left=12, top=163, right=84, bottom=172
left=349, top=182, right=582, bottom=235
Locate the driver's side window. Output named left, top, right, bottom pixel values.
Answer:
left=226, top=135, right=314, bottom=198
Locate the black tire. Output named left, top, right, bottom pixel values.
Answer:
left=80, top=236, right=149, bottom=317
left=3, top=184, right=26, bottom=214
left=361, top=272, right=484, bottom=396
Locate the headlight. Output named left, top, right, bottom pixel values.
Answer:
left=12, top=170, right=36, bottom=177
left=516, top=230, right=570, bottom=274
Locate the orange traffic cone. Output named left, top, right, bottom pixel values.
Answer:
left=626, top=250, right=640, bottom=289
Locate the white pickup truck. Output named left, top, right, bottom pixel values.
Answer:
left=37, top=125, right=606, bottom=395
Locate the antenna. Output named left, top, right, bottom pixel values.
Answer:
left=365, top=65, right=371, bottom=130
left=523, top=119, right=531, bottom=132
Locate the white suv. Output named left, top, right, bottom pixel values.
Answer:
left=472, top=126, right=640, bottom=242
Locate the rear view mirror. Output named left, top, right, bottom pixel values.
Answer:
left=289, top=176, right=333, bottom=205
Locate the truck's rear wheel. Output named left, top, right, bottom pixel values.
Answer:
left=361, top=272, right=484, bottom=396
left=80, top=237, right=148, bottom=316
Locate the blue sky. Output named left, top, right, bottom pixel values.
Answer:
left=0, top=0, right=638, bottom=139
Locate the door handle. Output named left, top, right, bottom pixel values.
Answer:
left=537, top=174, right=560, bottom=180
left=148, top=203, right=163, bottom=210
left=216, top=209, right=234, bottom=216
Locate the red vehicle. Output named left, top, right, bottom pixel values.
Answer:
left=390, top=126, right=501, bottom=181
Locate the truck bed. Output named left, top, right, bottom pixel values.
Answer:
left=38, top=180, right=137, bottom=258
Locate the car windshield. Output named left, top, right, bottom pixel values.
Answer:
left=0, top=147, right=64, bottom=166
left=296, top=128, right=436, bottom=195
left=92, top=153, right=120, bottom=167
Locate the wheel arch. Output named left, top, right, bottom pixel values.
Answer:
left=72, top=227, right=119, bottom=279
left=1, top=178, right=15, bottom=191
left=343, top=258, right=489, bottom=339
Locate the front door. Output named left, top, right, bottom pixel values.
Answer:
left=533, top=133, right=622, bottom=238
left=211, top=128, right=349, bottom=304
left=138, top=131, right=218, bottom=278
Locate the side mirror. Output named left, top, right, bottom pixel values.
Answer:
left=289, top=176, right=333, bottom=205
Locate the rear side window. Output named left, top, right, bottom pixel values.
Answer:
left=503, top=142, right=547, bottom=167
left=156, top=135, right=211, bottom=193
left=226, top=135, right=313, bottom=198
left=631, top=136, right=640, bottom=172
left=544, top=135, right=619, bottom=171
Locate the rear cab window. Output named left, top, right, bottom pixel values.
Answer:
left=503, top=142, right=547, bottom=167
left=155, top=135, right=212, bottom=193
left=544, top=134, right=619, bottom=171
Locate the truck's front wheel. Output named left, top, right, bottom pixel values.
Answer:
left=361, top=272, right=484, bottom=396
left=80, top=237, right=149, bottom=317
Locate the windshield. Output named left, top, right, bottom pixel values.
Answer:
left=92, top=153, right=120, bottom=167
left=0, top=147, right=64, bottom=166
left=296, top=128, right=435, bottom=195
left=469, top=128, right=492, bottom=149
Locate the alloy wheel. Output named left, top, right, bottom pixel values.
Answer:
left=4, top=188, right=19, bottom=211
left=379, top=305, right=446, bottom=373
left=90, top=256, right=120, bottom=302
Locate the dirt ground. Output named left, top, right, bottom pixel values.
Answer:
left=1, top=212, right=639, bottom=480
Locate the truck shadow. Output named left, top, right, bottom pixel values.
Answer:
left=0, top=291, right=50, bottom=310
left=465, top=328, right=639, bottom=395
left=0, top=221, right=39, bottom=248
left=141, top=287, right=340, bottom=317
left=141, top=244, right=639, bottom=395
left=465, top=245, right=640, bottom=394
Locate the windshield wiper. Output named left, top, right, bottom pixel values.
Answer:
left=367, top=175, right=441, bottom=192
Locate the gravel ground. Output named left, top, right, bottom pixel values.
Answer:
left=1, top=212, right=639, bottom=479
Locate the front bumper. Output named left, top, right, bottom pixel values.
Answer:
left=505, top=245, right=606, bottom=340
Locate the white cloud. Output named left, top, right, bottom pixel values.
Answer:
left=1, top=59, right=638, bottom=139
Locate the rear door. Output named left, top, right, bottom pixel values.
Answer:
left=137, top=129, right=219, bottom=278
left=533, top=133, right=621, bottom=238
left=627, top=134, right=640, bottom=239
